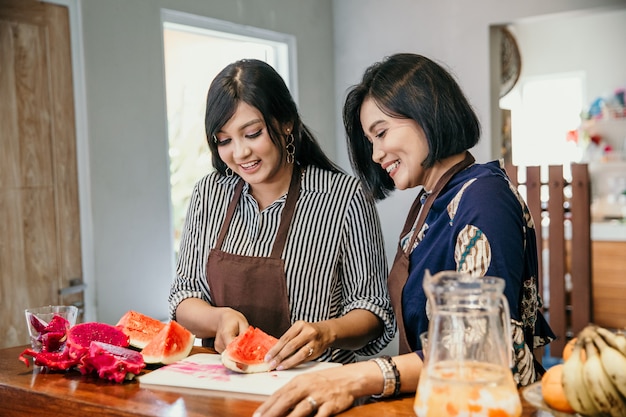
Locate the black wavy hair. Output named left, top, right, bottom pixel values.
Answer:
left=343, top=53, right=481, bottom=200
left=205, top=59, right=341, bottom=175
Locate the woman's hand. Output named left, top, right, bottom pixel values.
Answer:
left=213, top=308, right=249, bottom=352
left=253, top=365, right=362, bottom=417
left=264, top=320, right=333, bottom=370
left=255, top=353, right=423, bottom=417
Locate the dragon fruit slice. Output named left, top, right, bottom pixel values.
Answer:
left=44, top=314, right=71, bottom=333
left=79, top=341, right=145, bottom=382
left=29, top=314, right=71, bottom=352
left=29, top=314, right=49, bottom=333
left=67, top=322, right=129, bottom=360
left=39, top=331, right=67, bottom=352
left=19, top=320, right=144, bottom=383
left=18, top=348, right=77, bottom=370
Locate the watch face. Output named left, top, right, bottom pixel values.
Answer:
left=500, top=27, right=521, bottom=98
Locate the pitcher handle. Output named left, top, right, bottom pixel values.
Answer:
left=499, top=294, right=513, bottom=369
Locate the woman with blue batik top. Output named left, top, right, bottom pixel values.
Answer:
left=254, top=53, right=555, bottom=417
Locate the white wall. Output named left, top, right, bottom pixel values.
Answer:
left=332, top=0, right=626, bottom=268
left=79, top=0, right=334, bottom=324
left=512, top=8, right=626, bottom=108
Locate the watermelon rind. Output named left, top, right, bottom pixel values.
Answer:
left=221, top=326, right=278, bottom=374
left=140, top=320, right=195, bottom=364
left=116, top=310, right=167, bottom=349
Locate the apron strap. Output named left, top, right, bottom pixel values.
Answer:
left=214, top=179, right=245, bottom=251
left=403, top=151, right=475, bottom=255
left=271, top=165, right=302, bottom=258
left=390, top=151, right=475, bottom=354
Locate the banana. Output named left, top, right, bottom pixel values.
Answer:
left=582, top=337, right=626, bottom=417
left=593, top=329, right=626, bottom=399
left=561, top=335, right=602, bottom=416
left=596, top=326, right=626, bottom=356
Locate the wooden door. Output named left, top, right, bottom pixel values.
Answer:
left=0, top=0, right=83, bottom=349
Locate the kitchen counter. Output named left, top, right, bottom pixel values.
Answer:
left=592, top=220, right=626, bottom=241
left=0, top=345, right=542, bottom=417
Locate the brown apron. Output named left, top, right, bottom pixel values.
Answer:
left=205, top=166, right=301, bottom=340
left=387, top=152, right=475, bottom=354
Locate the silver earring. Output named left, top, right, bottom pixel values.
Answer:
left=225, top=167, right=233, bottom=177
left=286, top=134, right=295, bottom=164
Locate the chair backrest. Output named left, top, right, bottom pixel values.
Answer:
left=505, top=163, right=592, bottom=356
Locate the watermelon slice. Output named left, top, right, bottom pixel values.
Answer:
left=141, top=320, right=195, bottom=365
left=116, top=310, right=167, bottom=349
left=221, top=326, right=278, bottom=373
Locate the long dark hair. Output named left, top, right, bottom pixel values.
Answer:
left=343, top=53, right=481, bottom=200
left=205, top=59, right=341, bottom=175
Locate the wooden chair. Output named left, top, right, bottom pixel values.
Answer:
left=505, top=163, right=592, bottom=357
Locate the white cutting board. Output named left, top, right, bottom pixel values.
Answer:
left=139, top=353, right=342, bottom=396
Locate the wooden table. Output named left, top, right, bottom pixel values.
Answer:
left=0, top=345, right=542, bottom=417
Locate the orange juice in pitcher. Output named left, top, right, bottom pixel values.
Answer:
left=414, top=361, right=521, bottom=417
left=413, top=271, right=521, bottom=417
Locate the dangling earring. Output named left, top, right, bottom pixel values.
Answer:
left=285, top=133, right=295, bottom=164
left=225, top=167, right=233, bottom=177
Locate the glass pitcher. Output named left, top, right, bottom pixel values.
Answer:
left=413, top=271, right=521, bottom=417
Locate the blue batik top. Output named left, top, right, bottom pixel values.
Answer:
left=401, top=160, right=554, bottom=385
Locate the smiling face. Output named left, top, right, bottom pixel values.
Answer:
left=215, top=102, right=292, bottom=197
left=359, top=97, right=432, bottom=190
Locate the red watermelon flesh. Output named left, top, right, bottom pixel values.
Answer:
left=221, top=326, right=278, bottom=373
left=116, top=310, right=166, bottom=349
left=67, top=322, right=129, bottom=360
left=141, top=320, right=195, bottom=365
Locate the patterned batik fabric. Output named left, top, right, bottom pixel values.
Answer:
left=400, top=160, right=555, bottom=386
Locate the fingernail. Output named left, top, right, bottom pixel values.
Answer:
left=252, top=412, right=261, bottom=417
left=276, top=365, right=284, bottom=371
left=264, top=354, right=272, bottom=362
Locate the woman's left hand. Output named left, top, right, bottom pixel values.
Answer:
left=253, top=366, right=358, bottom=417
left=264, top=320, right=333, bottom=370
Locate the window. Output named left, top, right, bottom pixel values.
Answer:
left=161, top=10, right=296, bottom=255
left=502, top=73, right=585, bottom=166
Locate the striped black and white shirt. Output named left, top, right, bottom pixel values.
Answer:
left=169, top=165, right=396, bottom=363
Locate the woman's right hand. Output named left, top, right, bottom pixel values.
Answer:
left=213, top=307, right=250, bottom=352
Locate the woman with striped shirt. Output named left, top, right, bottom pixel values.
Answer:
left=168, top=59, right=395, bottom=368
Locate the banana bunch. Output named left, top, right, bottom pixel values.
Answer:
left=561, top=324, right=626, bottom=417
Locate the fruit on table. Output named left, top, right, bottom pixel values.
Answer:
left=79, top=341, right=145, bottom=382
left=67, top=322, right=130, bottom=360
left=116, top=310, right=166, bottom=349
left=141, top=320, right=195, bottom=365
left=31, top=314, right=71, bottom=352
left=559, top=324, right=626, bottom=417
left=222, top=326, right=278, bottom=373
left=541, top=364, right=575, bottom=413
left=18, top=321, right=145, bottom=382
left=562, top=337, right=577, bottom=362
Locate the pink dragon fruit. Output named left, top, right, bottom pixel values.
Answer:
left=78, top=341, right=145, bottom=382
left=66, top=322, right=130, bottom=360
left=19, top=321, right=144, bottom=382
